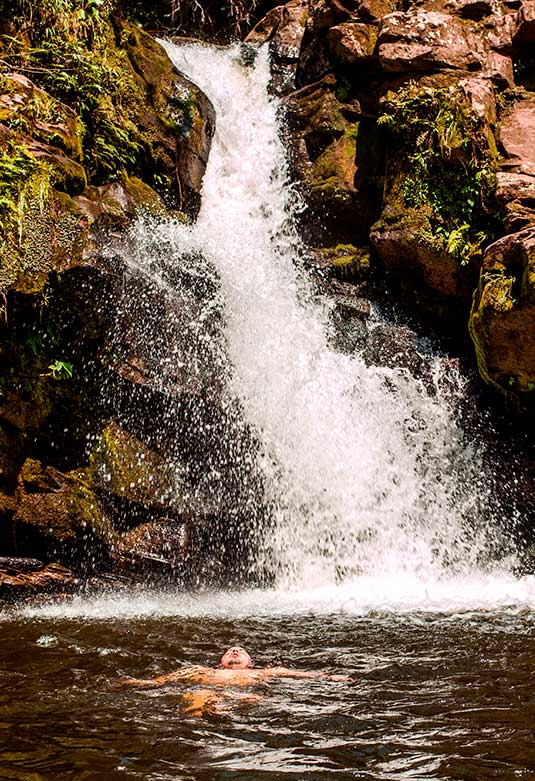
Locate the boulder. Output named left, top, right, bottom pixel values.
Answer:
left=89, top=422, right=189, bottom=514
left=115, top=519, right=190, bottom=578
left=486, top=12, right=517, bottom=52
left=307, top=0, right=357, bottom=33
left=246, top=0, right=309, bottom=93
left=470, top=227, right=535, bottom=393
left=284, top=76, right=381, bottom=242
left=377, top=10, right=485, bottom=73
left=495, top=171, right=535, bottom=231
left=326, top=21, right=378, bottom=64
left=498, top=96, right=535, bottom=175
left=495, top=95, right=535, bottom=231
left=362, top=323, right=432, bottom=382
left=370, top=205, right=477, bottom=309
left=105, top=247, right=226, bottom=402
left=0, top=561, right=75, bottom=601
left=0, top=73, right=82, bottom=159
left=12, top=459, right=115, bottom=567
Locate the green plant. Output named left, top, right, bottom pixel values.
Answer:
left=378, top=83, right=501, bottom=263
left=47, top=359, right=74, bottom=380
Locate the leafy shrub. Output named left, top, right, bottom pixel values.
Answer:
left=378, top=83, right=501, bottom=264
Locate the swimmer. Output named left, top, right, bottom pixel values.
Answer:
left=114, top=645, right=350, bottom=690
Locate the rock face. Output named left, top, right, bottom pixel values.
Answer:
left=0, top=560, right=76, bottom=602
left=247, top=0, right=535, bottom=401
left=0, top=13, right=215, bottom=297
left=471, top=228, right=535, bottom=394
left=0, top=2, right=225, bottom=585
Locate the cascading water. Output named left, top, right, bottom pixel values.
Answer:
left=116, top=39, right=516, bottom=598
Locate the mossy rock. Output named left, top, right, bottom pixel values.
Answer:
left=316, top=243, right=372, bottom=282
left=470, top=228, right=535, bottom=396
left=12, top=459, right=115, bottom=566
left=89, top=421, right=186, bottom=511
left=373, top=79, right=501, bottom=316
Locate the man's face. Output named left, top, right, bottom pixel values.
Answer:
left=219, top=646, right=253, bottom=669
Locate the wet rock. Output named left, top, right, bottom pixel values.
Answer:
left=334, top=295, right=372, bottom=321
left=115, top=519, right=189, bottom=577
left=89, top=422, right=189, bottom=515
left=74, top=178, right=165, bottom=231
left=284, top=77, right=381, bottom=242
left=470, top=227, right=535, bottom=394
left=246, top=0, right=309, bottom=93
left=12, top=459, right=115, bottom=568
left=362, top=323, right=431, bottom=381
left=0, top=556, right=43, bottom=571
left=370, top=204, right=477, bottom=310
left=172, top=74, right=216, bottom=215
left=311, top=243, right=372, bottom=283
left=115, top=19, right=215, bottom=215
left=106, top=248, right=226, bottom=402
left=0, top=561, right=76, bottom=601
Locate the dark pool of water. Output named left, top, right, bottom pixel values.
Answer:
left=1, top=604, right=534, bottom=780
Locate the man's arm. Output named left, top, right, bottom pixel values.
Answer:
left=113, top=667, right=201, bottom=691
left=262, top=667, right=351, bottom=681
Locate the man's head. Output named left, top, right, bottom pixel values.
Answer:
left=219, top=646, right=254, bottom=669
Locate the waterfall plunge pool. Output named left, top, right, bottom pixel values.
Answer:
left=1, top=588, right=535, bottom=780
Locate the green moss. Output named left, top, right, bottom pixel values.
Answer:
left=0, top=1, right=190, bottom=191
left=89, top=422, right=180, bottom=509
left=378, top=82, right=501, bottom=266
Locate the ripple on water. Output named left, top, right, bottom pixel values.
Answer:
left=1, top=602, right=534, bottom=780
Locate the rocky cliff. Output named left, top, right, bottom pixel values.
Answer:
left=2, top=0, right=535, bottom=597
left=247, top=0, right=535, bottom=403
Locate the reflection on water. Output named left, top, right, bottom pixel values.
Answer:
left=1, top=600, right=534, bottom=780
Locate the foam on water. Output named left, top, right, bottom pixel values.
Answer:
left=19, top=574, right=535, bottom=621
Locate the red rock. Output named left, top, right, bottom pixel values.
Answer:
left=327, top=21, right=378, bottom=63
left=499, top=97, right=535, bottom=175
left=378, top=10, right=485, bottom=72
left=247, top=0, right=308, bottom=93
left=470, top=227, right=535, bottom=392
left=496, top=171, right=535, bottom=230
left=482, top=51, right=514, bottom=87
left=514, top=0, right=535, bottom=43
left=486, top=12, right=517, bottom=52
left=307, top=0, right=358, bottom=32
left=459, top=77, right=497, bottom=125
left=0, top=561, right=76, bottom=600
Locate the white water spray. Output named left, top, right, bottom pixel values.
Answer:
left=125, top=42, right=513, bottom=595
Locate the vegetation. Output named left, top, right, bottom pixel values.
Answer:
left=377, top=82, right=501, bottom=265
left=0, top=0, right=149, bottom=183
left=122, top=0, right=261, bottom=39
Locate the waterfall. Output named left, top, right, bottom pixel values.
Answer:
left=125, top=41, right=512, bottom=591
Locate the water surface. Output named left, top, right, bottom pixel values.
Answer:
left=2, top=588, right=534, bottom=780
